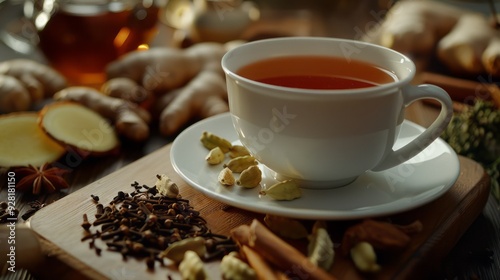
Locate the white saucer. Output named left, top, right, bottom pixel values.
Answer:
left=171, top=113, right=460, bottom=220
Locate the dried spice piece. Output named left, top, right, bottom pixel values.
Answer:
left=155, top=174, right=179, bottom=198
left=441, top=99, right=500, bottom=201
left=230, top=219, right=336, bottom=280
left=220, top=252, right=257, bottom=280
left=228, top=145, right=250, bottom=158
left=200, top=131, right=232, bottom=153
left=178, top=250, right=208, bottom=280
left=263, top=214, right=308, bottom=239
left=259, top=180, right=302, bottom=201
left=81, top=179, right=236, bottom=270
left=206, top=147, right=225, bottom=165
left=394, top=220, right=424, bottom=236
left=308, top=222, right=335, bottom=271
left=224, top=156, right=258, bottom=173
left=21, top=200, right=48, bottom=220
left=160, top=237, right=207, bottom=263
left=218, top=167, right=235, bottom=186
left=81, top=213, right=91, bottom=231
left=237, top=165, right=262, bottom=189
left=240, top=245, right=283, bottom=280
left=350, top=242, right=381, bottom=273
left=340, top=219, right=420, bottom=255
left=15, top=163, right=69, bottom=194
left=90, top=194, right=100, bottom=203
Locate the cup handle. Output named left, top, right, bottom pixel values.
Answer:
left=371, top=84, right=453, bottom=172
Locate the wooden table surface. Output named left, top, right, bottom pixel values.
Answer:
left=1, top=1, right=499, bottom=279
left=1, top=100, right=499, bottom=280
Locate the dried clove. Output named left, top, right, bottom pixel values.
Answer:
left=95, top=203, right=104, bottom=218
left=81, top=178, right=236, bottom=269
left=21, top=200, right=47, bottom=221
left=81, top=214, right=91, bottom=231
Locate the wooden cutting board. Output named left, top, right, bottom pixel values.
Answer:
left=29, top=143, right=490, bottom=280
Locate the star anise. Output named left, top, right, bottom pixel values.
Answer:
left=15, top=163, right=70, bottom=195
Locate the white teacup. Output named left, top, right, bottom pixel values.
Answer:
left=221, top=37, right=453, bottom=188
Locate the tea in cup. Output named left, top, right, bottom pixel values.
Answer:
left=221, top=37, right=453, bottom=188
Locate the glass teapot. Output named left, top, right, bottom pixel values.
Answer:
left=22, top=0, right=159, bottom=86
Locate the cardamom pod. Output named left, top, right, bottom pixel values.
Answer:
left=237, top=165, right=262, bottom=188
left=259, top=180, right=302, bottom=201
left=155, top=174, right=179, bottom=198
left=220, top=252, right=257, bottom=280
left=205, top=146, right=225, bottom=165
left=229, top=145, right=251, bottom=158
left=200, top=131, right=232, bottom=153
left=350, top=242, right=381, bottom=273
left=224, top=155, right=257, bottom=173
left=178, top=250, right=208, bottom=280
left=308, top=227, right=335, bottom=271
left=160, top=237, right=206, bottom=263
left=218, top=167, right=235, bottom=186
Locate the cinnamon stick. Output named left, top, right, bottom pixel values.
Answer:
left=231, top=219, right=337, bottom=280
left=241, top=245, right=285, bottom=280
left=419, top=72, right=496, bottom=104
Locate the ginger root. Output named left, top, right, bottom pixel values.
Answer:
left=0, top=113, right=65, bottom=167
left=54, top=87, right=151, bottom=142
left=438, top=13, right=500, bottom=77
left=366, top=0, right=500, bottom=77
left=0, top=75, right=31, bottom=113
left=0, top=59, right=67, bottom=113
left=157, top=65, right=227, bottom=135
left=364, top=0, right=464, bottom=56
left=105, top=42, right=237, bottom=136
left=101, top=77, right=152, bottom=104
left=482, top=36, right=500, bottom=77
left=39, top=102, right=120, bottom=155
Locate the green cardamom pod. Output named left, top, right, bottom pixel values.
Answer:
left=237, top=165, right=262, bottom=188
left=218, top=167, right=235, bottom=186
left=228, top=145, right=251, bottom=158
left=205, top=146, right=225, bottom=165
left=200, top=131, right=232, bottom=153
left=259, top=180, right=302, bottom=201
left=223, top=155, right=257, bottom=173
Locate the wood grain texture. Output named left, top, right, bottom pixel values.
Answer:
left=29, top=144, right=490, bottom=280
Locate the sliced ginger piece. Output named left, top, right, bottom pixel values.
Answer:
left=0, top=113, right=65, bottom=167
left=39, top=102, right=120, bottom=155
left=54, top=87, right=150, bottom=142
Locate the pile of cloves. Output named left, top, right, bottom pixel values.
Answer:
left=81, top=178, right=236, bottom=270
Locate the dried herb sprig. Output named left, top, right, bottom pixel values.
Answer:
left=441, top=99, right=500, bottom=201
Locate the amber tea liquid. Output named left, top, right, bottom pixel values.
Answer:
left=237, top=56, right=397, bottom=90
left=37, top=3, right=159, bottom=86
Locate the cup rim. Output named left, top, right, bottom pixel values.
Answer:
left=221, top=37, right=416, bottom=96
